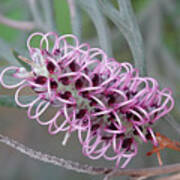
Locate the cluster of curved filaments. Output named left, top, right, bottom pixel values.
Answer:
left=0, top=32, right=174, bottom=168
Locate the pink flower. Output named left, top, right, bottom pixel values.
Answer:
left=0, top=32, right=174, bottom=167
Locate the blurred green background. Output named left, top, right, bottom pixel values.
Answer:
left=0, top=0, right=179, bottom=180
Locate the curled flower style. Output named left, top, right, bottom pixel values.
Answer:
left=0, top=32, right=174, bottom=168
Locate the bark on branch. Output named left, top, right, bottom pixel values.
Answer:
left=0, top=133, right=180, bottom=179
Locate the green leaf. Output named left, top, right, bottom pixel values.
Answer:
left=11, top=49, right=31, bottom=71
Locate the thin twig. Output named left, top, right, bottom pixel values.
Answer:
left=0, top=13, right=35, bottom=31
left=109, top=164, right=180, bottom=179
left=129, top=176, right=147, bottom=180
left=0, top=133, right=109, bottom=175
left=103, top=169, right=117, bottom=180
left=156, top=172, right=180, bottom=180
left=0, top=133, right=180, bottom=179
left=40, top=0, right=57, bottom=32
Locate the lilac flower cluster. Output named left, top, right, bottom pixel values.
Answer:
left=0, top=32, right=174, bottom=168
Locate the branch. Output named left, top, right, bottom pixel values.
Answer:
left=156, top=172, right=180, bottom=180
left=105, top=163, right=180, bottom=180
left=0, top=13, right=35, bottom=31
left=0, top=133, right=109, bottom=175
left=0, top=133, right=180, bottom=179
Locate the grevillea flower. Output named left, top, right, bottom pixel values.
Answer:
left=0, top=32, right=174, bottom=168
